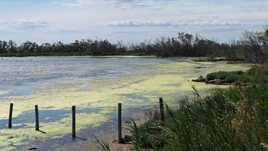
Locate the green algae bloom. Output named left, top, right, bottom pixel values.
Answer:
left=0, top=59, right=250, bottom=150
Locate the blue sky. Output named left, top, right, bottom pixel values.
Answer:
left=0, top=0, right=267, bottom=44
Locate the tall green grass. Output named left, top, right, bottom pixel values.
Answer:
left=127, top=63, right=268, bottom=151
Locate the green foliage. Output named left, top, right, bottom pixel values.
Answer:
left=127, top=64, right=268, bottom=151
left=0, top=27, right=267, bottom=61
left=247, top=62, right=268, bottom=83
left=0, top=39, right=132, bottom=57
left=206, top=71, right=251, bottom=83
left=126, top=119, right=166, bottom=150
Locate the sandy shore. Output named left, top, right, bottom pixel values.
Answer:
left=62, top=131, right=133, bottom=151
left=61, top=110, right=151, bottom=151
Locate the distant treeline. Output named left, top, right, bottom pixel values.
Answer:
left=131, top=28, right=268, bottom=63
left=0, top=27, right=267, bottom=63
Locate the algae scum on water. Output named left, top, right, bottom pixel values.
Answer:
left=0, top=57, right=249, bottom=151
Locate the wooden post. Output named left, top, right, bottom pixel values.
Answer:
left=35, top=105, right=39, bottom=131
left=72, top=106, right=76, bottom=139
left=159, top=97, right=165, bottom=122
left=8, top=103, right=13, bottom=129
left=118, top=103, right=122, bottom=143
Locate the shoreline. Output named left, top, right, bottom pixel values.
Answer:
left=0, top=55, right=156, bottom=58
left=0, top=55, right=246, bottom=62
left=0, top=58, right=250, bottom=151
left=19, top=107, right=153, bottom=151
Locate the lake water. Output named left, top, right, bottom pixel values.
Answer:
left=0, top=57, right=248, bottom=151
left=0, top=57, right=169, bottom=99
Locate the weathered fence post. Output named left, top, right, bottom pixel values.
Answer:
left=8, top=103, right=13, bottom=129
left=159, top=97, right=165, bottom=122
left=118, top=103, right=123, bottom=143
left=72, top=106, right=76, bottom=139
left=35, top=105, right=39, bottom=131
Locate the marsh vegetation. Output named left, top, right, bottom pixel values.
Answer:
left=119, top=62, right=268, bottom=151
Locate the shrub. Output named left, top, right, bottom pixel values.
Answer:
left=206, top=71, right=251, bottom=83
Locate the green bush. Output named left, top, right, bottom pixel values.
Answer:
left=206, top=71, right=252, bottom=83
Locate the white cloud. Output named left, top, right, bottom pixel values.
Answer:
left=0, top=0, right=267, bottom=43
left=60, top=0, right=115, bottom=8
left=61, top=0, right=94, bottom=8
left=108, top=17, right=245, bottom=27
left=60, top=0, right=175, bottom=8
left=0, top=19, right=50, bottom=32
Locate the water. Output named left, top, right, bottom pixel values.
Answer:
left=0, top=57, right=246, bottom=151
left=0, top=57, right=169, bottom=100
left=0, top=57, right=181, bottom=151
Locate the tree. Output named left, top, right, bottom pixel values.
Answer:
left=242, top=30, right=268, bottom=63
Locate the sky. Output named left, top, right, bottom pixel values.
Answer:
left=0, top=0, right=268, bottom=44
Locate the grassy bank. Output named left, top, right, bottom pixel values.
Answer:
left=105, top=62, right=268, bottom=151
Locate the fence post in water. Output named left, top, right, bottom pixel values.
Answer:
left=8, top=103, right=13, bottom=129
left=159, top=97, right=165, bottom=122
left=72, top=106, right=76, bottom=139
left=118, top=103, right=123, bottom=143
left=35, top=105, right=39, bottom=131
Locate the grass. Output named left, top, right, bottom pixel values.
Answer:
left=206, top=70, right=251, bottom=83
left=124, top=62, right=268, bottom=151
left=95, top=137, right=111, bottom=151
